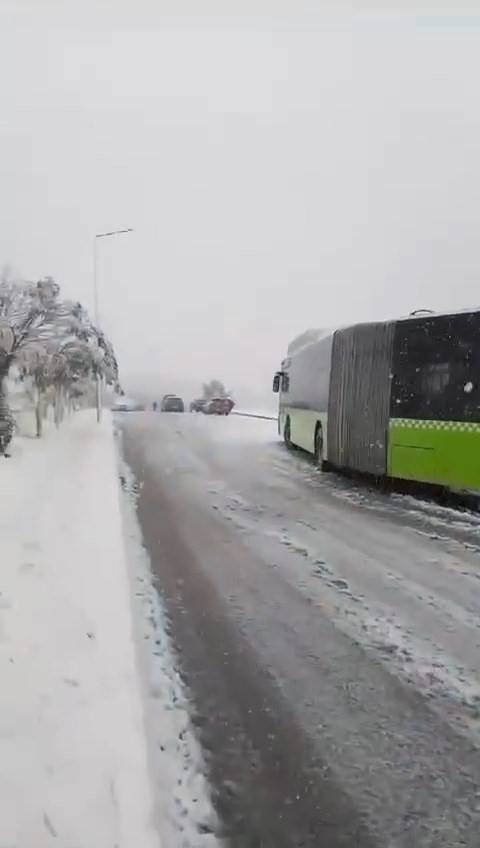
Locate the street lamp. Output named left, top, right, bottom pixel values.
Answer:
left=93, top=228, right=133, bottom=326
left=93, top=228, right=133, bottom=421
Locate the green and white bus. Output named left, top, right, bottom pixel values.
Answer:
left=273, top=310, right=480, bottom=492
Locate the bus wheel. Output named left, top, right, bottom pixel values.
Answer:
left=314, top=423, right=323, bottom=467
left=284, top=417, right=293, bottom=449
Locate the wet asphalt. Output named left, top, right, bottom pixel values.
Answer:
left=119, top=412, right=480, bottom=848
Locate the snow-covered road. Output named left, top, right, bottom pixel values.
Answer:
left=121, top=411, right=480, bottom=848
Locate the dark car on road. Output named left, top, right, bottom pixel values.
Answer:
left=161, top=394, right=185, bottom=412
left=190, top=398, right=208, bottom=412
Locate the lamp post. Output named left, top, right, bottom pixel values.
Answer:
left=93, top=228, right=133, bottom=326
left=93, top=228, right=133, bottom=420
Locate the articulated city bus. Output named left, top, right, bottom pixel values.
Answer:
left=273, top=310, right=480, bottom=492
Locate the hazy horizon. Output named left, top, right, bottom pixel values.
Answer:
left=2, top=2, right=480, bottom=408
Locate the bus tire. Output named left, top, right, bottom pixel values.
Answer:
left=284, top=417, right=293, bottom=450
left=314, top=422, right=324, bottom=468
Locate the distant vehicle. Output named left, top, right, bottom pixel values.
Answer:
left=112, top=397, right=144, bottom=412
left=190, top=398, right=208, bottom=412
left=161, top=394, right=185, bottom=412
left=205, top=396, right=234, bottom=415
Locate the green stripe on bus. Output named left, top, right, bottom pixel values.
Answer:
left=388, top=418, right=480, bottom=489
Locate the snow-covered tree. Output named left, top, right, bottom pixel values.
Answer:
left=0, top=276, right=118, bottom=452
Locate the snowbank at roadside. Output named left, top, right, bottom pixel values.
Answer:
left=0, top=412, right=159, bottom=848
left=232, top=409, right=277, bottom=420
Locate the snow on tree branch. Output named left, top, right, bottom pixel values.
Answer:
left=0, top=275, right=119, bottom=453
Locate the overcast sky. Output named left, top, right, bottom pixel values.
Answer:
left=1, top=1, right=479, bottom=404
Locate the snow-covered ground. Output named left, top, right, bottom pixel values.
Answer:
left=232, top=408, right=277, bottom=420
left=0, top=412, right=160, bottom=848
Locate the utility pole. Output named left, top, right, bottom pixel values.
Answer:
left=93, top=228, right=133, bottom=421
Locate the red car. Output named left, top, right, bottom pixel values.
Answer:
left=205, top=397, right=234, bottom=415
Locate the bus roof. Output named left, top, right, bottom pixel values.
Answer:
left=287, top=328, right=334, bottom=354
left=287, top=307, right=480, bottom=356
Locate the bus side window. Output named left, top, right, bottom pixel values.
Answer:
left=391, top=313, right=480, bottom=422
left=420, top=362, right=451, bottom=397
